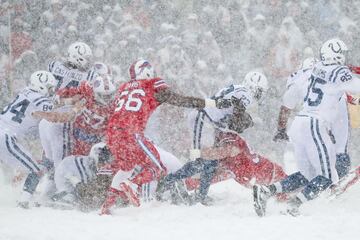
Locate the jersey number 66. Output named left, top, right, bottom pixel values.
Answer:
left=114, top=89, right=145, bottom=112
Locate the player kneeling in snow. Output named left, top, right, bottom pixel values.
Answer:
left=156, top=71, right=287, bottom=205
left=50, top=142, right=113, bottom=211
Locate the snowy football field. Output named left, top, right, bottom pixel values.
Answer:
left=1, top=178, right=359, bottom=240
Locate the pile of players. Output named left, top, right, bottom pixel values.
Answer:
left=1, top=38, right=360, bottom=216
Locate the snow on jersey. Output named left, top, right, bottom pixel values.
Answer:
left=108, top=78, right=168, bottom=133
left=300, top=62, right=354, bottom=124
left=282, top=68, right=312, bottom=109
left=55, top=155, right=96, bottom=191
left=0, top=88, right=53, bottom=137
left=57, top=82, right=111, bottom=139
left=48, top=60, right=96, bottom=91
left=191, top=84, right=254, bottom=149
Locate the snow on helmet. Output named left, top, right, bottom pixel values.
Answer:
left=89, top=142, right=112, bottom=168
left=91, top=62, right=115, bottom=104
left=29, top=70, right=57, bottom=96
left=320, top=38, right=348, bottom=65
left=243, top=71, right=268, bottom=101
left=128, top=59, right=155, bottom=80
left=67, top=42, right=93, bottom=71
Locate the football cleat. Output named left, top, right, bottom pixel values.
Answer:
left=253, top=185, right=272, bottom=217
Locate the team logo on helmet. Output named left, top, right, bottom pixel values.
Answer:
left=37, top=72, right=49, bottom=83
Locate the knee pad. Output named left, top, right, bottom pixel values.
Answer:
left=301, top=175, right=332, bottom=201
left=23, top=172, right=40, bottom=194
left=336, top=153, right=351, bottom=179
left=280, top=171, right=309, bottom=193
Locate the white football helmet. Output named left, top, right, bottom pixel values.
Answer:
left=92, top=74, right=116, bottom=105
left=320, top=38, right=348, bottom=65
left=67, top=42, right=93, bottom=71
left=29, top=70, right=57, bottom=96
left=128, top=59, right=155, bottom=80
left=243, top=71, right=268, bottom=101
left=89, top=142, right=112, bottom=169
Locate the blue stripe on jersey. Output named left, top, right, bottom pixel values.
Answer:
left=35, top=99, right=52, bottom=107
left=75, top=157, right=85, bottom=183
left=315, top=120, right=331, bottom=180
left=80, top=158, right=90, bottom=182
left=330, top=66, right=346, bottom=83
left=87, top=70, right=92, bottom=81
left=310, top=118, right=326, bottom=176
left=5, top=134, right=34, bottom=173
left=193, top=111, right=204, bottom=149
left=49, top=61, right=56, bottom=72
left=90, top=70, right=95, bottom=81
left=10, top=136, right=40, bottom=172
left=33, top=96, right=48, bottom=104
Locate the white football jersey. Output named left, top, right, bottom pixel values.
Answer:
left=55, top=155, right=96, bottom=188
left=282, top=68, right=312, bottom=109
left=299, top=62, right=356, bottom=124
left=191, top=84, right=254, bottom=149
left=0, top=88, right=53, bottom=137
left=203, top=84, right=254, bottom=125
left=48, top=61, right=96, bottom=91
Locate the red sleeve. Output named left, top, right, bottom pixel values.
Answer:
left=56, top=82, right=90, bottom=98
left=153, top=78, right=169, bottom=92
left=349, top=65, right=360, bottom=74
left=347, top=94, right=356, bottom=105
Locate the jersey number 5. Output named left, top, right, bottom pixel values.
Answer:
left=115, top=89, right=145, bottom=112
left=304, top=76, right=326, bottom=106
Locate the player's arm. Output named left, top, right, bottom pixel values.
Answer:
left=227, top=97, right=254, bottom=133
left=154, top=88, right=231, bottom=109
left=32, top=101, right=84, bottom=123
left=273, top=106, right=291, bottom=142
left=273, top=77, right=302, bottom=142
left=190, top=145, right=241, bottom=160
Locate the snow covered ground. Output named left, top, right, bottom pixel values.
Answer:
left=1, top=177, right=360, bottom=240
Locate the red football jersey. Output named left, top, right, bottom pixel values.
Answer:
left=58, top=82, right=111, bottom=136
left=108, top=78, right=168, bottom=133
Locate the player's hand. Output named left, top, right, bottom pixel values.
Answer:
left=273, top=129, right=289, bottom=142
left=215, top=98, right=232, bottom=109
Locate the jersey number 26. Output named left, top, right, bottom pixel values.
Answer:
left=115, top=89, right=145, bottom=112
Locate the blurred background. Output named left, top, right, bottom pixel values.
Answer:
left=0, top=0, right=360, bottom=169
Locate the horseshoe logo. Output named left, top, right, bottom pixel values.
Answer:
left=75, top=45, right=86, bottom=55
left=329, top=42, right=341, bottom=53
left=37, top=73, right=48, bottom=83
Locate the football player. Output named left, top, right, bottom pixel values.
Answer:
left=100, top=59, right=231, bottom=214
left=253, top=39, right=360, bottom=216
left=0, top=71, right=57, bottom=208
left=156, top=71, right=287, bottom=205
left=50, top=142, right=113, bottom=211
left=56, top=62, right=115, bottom=155
left=39, top=42, right=94, bottom=168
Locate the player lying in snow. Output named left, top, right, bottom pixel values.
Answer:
left=156, top=71, right=287, bottom=205
left=49, top=143, right=113, bottom=211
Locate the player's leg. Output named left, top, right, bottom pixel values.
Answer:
left=253, top=117, right=311, bottom=216
left=0, top=132, right=43, bottom=208
left=295, top=119, right=338, bottom=202
left=51, top=122, right=73, bottom=168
